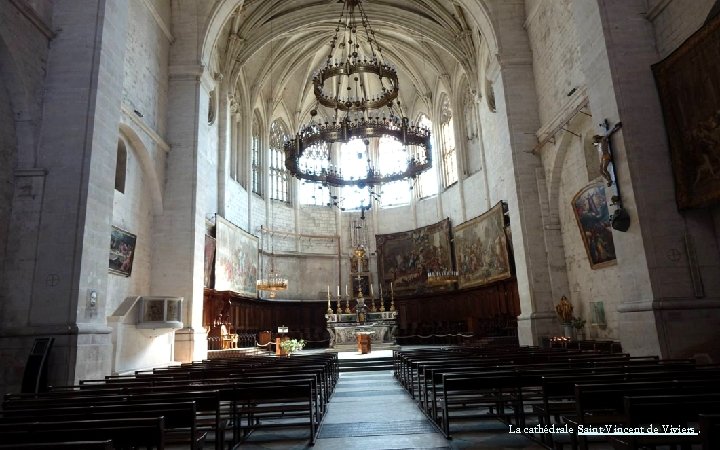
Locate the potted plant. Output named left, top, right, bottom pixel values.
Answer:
left=572, top=316, right=587, bottom=341
left=279, top=338, right=306, bottom=356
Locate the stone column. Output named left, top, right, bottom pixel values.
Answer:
left=0, top=0, right=129, bottom=391
left=155, top=64, right=215, bottom=363
left=571, top=0, right=720, bottom=359
left=489, top=0, right=559, bottom=344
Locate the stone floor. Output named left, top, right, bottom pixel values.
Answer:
left=233, top=350, right=550, bottom=450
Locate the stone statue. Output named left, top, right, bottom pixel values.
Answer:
left=555, top=295, right=574, bottom=324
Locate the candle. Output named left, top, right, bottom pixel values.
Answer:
left=345, top=284, right=348, bottom=296
left=337, top=285, right=340, bottom=297
left=370, top=284, right=374, bottom=298
left=391, top=282, right=394, bottom=296
left=327, top=285, right=330, bottom=296
left=380, top=285, right=383, bottom=298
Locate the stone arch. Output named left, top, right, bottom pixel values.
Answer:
left=201, top=0, right=245, bottom=68
left=455, top=0, right=499, bottom=55
left=118, top=124, right=164, bottom=215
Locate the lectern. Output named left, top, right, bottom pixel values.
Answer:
left=356, top=332, right=372, bottom=354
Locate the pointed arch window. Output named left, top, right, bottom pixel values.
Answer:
left=415, top=114, right=438, bottom=198
left=251, top=119, right=262, bottom=196
left=269, top=120, right=290, bottom=203
left=440, top=97, right=458, bottom=187
left=115, top=139, right=127, bottom=193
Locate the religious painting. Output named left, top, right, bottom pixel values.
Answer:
left=214, top=215, right=259, bottom=296
left=204, top=235, right=216, bottom=288
left=453, top=201, right=512, bottom=288
left=652, top=14, right=720, bottom=209
left=376, top=218, right=452, bottom=296
left=109, top=226, right=136, bottom=277
left=571, top=182, right=617, bottom=269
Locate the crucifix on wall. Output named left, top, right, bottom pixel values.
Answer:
left=593, top=120, right=630, bottom=232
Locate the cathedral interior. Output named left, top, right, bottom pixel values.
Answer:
left=1, top=0, right=720, bottom=448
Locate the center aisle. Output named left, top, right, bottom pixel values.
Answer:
left=312, top=369, right=450, bottom=450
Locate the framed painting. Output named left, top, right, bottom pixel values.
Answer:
left=376, top=218, right=452, bottom=296
left=652, top=14, right=720, bottom=209
left=453, top=201, right=512, bottom=288
left=109, top=225, right=136, bottom=277
left=214, top=215, right=259, bottom=296
left=571, top=181, right=617, bottom=269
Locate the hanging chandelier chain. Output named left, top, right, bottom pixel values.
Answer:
left=284, top=0, right=432, bottom=192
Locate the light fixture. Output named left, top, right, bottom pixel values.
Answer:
left=284, top=0, right=432, bottom=191
left=427, top=270, right=459, bottom=286
left=256, top=226, right=288, bottom=298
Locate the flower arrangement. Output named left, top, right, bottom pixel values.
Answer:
left=280, top=338, right=306, bottom=354
left=572, top=316, right=586, bottom=330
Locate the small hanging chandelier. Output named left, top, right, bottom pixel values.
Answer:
left=284, top=0, right=432, bottom=190
left=256, top=226, right=288, bottom=298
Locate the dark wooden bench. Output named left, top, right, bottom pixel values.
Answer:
left=0, top=417, right=165, bottom=449
left=609, top=393, right=720, bottom=450
left=0, top=401, right=204, bottom=450
left=225, top=381, right=318, bottom=446
left=0, top=441, right=114, bottom=449
left=699, top=413, right=720, bottom=450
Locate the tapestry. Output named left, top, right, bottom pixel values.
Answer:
left=376, top=218, right=452, bottom=296
left=652, top=14, right=720, bottom=209
left=571, top=181, right=617, bottom=269
left=453, top=202, right=512, bottom=288
left=204, top=235, right=216, bottom=288
left=214, top=215, right=258, bottom=296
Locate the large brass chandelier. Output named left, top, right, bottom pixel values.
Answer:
left=284, top=0, right=432, bottom=189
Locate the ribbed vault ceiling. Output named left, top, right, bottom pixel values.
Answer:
left=219, top=0, right=481, bottom=128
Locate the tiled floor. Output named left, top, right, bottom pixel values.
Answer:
left=235, top=352, right=548, bottom=449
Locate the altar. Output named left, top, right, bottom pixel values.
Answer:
left=326, top=312, right=397, bottom=348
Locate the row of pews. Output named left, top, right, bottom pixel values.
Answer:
left=394, top=344, right=720, bottom=449
left=0, top=353, right=338, bottom=449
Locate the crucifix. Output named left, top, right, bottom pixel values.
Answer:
left=594, top=119, right=630, bottom=231
left=593, top=120, right=622, bottom=189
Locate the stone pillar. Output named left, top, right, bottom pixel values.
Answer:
left=571, top=0, right=720, bottom=359
left=490, top=0, right=559, bottom=344
left=0, top=0, right=129, bottom=391
left=156, top=64, right=215, bottom=363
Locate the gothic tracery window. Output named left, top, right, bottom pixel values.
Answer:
left=440, top=97, right=458, bottom=187
left=269, top=119, right=290, bottom=202
left=251, top=119, right=261, bottom=196
left=415, top=114, right=438, bottom=199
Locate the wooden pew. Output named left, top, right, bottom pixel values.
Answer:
left=0, top=442, right=114, bottom=450
left=609, top=393, right=720, bottom=450
left=0, top=401, right=204, bottom=450
left=699, top=413, right=720, bottom=450
left=0, top=417, right=165, bottom=449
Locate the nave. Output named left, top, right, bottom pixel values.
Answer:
left=3, top=340, right=718, bottom=449
left=241, top=349, right=544, bottom=450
